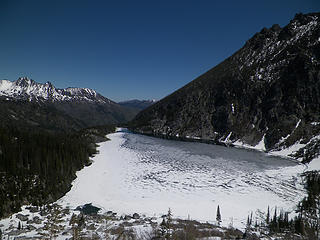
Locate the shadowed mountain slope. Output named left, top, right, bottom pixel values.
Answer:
left=131, top=12, right=320, bottom=162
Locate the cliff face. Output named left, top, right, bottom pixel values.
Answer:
left=130, top=13, right=320, bottom=162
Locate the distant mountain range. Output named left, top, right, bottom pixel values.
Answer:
left=130, top=12, right=320, bottom=163
left=0, top=77, right=111, bottom=103
left=0, top=77, right=144, bottom=130
left=118, top=99, right=156, bottom=111
left=0, top=77, right=152, bottom=217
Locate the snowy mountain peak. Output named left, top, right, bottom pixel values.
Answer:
left=0, top=78, right=111, bottom=103
left=16, top=77, right=34, bottom=87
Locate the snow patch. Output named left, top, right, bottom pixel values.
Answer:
left=277, top=119, right=301, bottom=146
left=269, top=141, right=305, bottom=159
left=231, top=103, right=235, bottom=114
left=233, top=134, right=266, bottom=152
left=223, top=132, right=232, bottom=143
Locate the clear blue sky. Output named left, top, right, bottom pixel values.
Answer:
left=0, top=0, right=319, bottom=102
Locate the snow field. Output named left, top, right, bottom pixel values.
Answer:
left=59, top=130, right=308, bottom=229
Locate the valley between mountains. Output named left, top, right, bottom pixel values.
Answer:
left=1, top=11, right=320, bottom=240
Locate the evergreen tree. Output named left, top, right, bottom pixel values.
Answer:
left=266, top=206, right=270, bottom=224
left=216, top=205, right=221, bottom=226
left=166, top=208, right=173, bottom=239
left=158, top=208, right=174, bottom=239
left=246, top=215, right=250, bottom=227
left=273, top=207, right=277, bottom=223
left=0, top=125, right=115, bottom=218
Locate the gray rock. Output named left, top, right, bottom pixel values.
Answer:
left=106, top=210, right=113, bottom=216
left=76, top=203, right=101, bottom=215
left=87, top=223, right=96, bottom=231
left=121, top=221, right=133, bottom=227
left=91, top=233, right=100, bottom=240
left=33, top=216, right=42, bottom=224
left=26, top=220, right=33, bottom=224
left=39, top=210, right=48, bottom=217
left=29, top=206, right=39, bottom=213
left=16, top=214, right=29, bottom=221
left=62, top=229, right=73, bottom=235
left=26, top=225, right=36, bottom=231
left=8, top=229, right=27, bottom=236
left=13, top=237, right=37, bottom=240
left=132, top=213, right=140, bottom=219
left=96, top=226, right=105, bottom=232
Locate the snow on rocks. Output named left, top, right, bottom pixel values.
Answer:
left=0, top=77, right=110, bottom=103
left=232, top=134, right=266, bottom=152
left=0, top=203, right=245, bottom=240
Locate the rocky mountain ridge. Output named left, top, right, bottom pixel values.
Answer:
left=118, top=99, right=156, bottom=111
left=0, top=77, right=138, bottom=129
left=0, top=77, right=111, bottom=103
left=130, top=12, right=320, bottom=163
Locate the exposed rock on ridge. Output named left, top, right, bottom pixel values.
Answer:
left=0, top=77, right=137, bottom=128
left=130, top=12, right=320, bottom=162
left=0, top=77, right=111, bottom=103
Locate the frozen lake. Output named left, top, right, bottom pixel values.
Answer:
left=59, top=128, right=306, bottom=227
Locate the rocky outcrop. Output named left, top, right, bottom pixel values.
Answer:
left=130, top=12, right=320, bottom=162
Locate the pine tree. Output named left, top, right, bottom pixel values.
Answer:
left=216, top=205, right=221, bottom=226
left=266, top=206, right=270, bottom=224
left=247, top=215, right=250, bottom=227
left=166, top=208, right=173, bottom=239
left=273, top=207, right=277, bottom=223
left=157, top=208, right=174, bottom=239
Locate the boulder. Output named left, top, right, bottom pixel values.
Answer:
left=16, top=214, right=29, bottom=221
left=76, top=203, right=101, bottom=215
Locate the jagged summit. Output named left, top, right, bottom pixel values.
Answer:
left=0, top=77, right=111, bottom=103
left=0, top=77, right=139, bottom=128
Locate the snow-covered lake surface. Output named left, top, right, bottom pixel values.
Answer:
left=59, top=128, right=307, bottom=228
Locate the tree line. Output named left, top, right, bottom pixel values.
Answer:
left=239, top=170, right=320, bottom=239
left=0, top=124, right=115, bottom=218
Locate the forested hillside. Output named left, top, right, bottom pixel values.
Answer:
left=0, top=125, right=115, bottom=218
